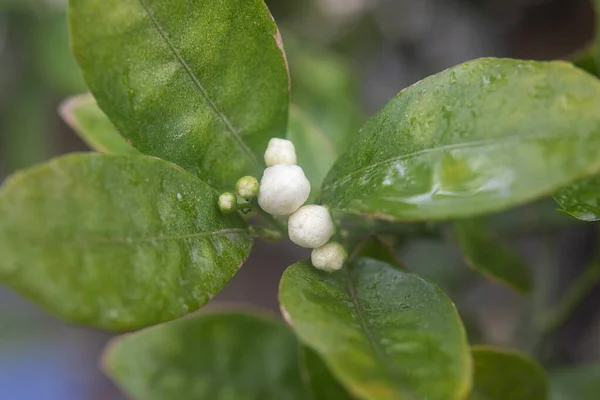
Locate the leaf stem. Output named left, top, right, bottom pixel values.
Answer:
left=254, top=201, right=288, bottom=236
left=538, top=256, right=600, bottom=335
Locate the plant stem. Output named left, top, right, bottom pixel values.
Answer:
left=255, top=204, right=288, bottom=236
left=538, top=257, right=600, bottom=335
left=249, top=225, right=284, bottom=242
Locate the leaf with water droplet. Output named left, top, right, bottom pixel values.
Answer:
left=321, top=58, right=600, bottom=221
left=0, top=154, right=253, bottom=331
left=469, top=346, right=548, bottom=400
left=279, top=258, right=472, bottom=400
left=69, top=0, right=289, bottom=190
left=554, top=175, right=600, bottom=221
left=60, top=93, right=139, bottom=155
left=104, top=311, right=311, bottom=400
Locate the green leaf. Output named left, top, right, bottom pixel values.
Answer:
left=455, top=218, right=532, bottom=294
left=69, top=0, right=289, bottom=190
left=321, top=58, right=600, bottom=221
left=279, top=259, right=472, bottom=400
left=0, top=154, right=252, bottom=331
left=60, top=94, right=140, bottom=155
left=104, top=311, right=310, bottom=400
left=554, top=176, right=600, bottom=221
left=550, top=363, right=600, bottom=400
left=287, top=105, right=338, bottom=201
left=469, top=346, right=548, bottom=400
left=301, top=346, right=355, bottom=400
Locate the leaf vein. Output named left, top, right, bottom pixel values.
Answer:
left=86, top=228, right=249, bottom=245
left=136, top=0, right=261, bottom=169
left=322, top=131, right=577, bottom=192
left=344, top=268, right=402, bottom=396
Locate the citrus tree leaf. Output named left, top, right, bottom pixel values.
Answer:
left=287, top=105, right=338, bottom=201
left=550, top=363, right=600, bottom=400
left=279, top=259, right=472, bottom=400
left=301, top=346, right=355, bottom=400
left=0, top=154, right=252, bottom=331
left=69, top=0, right=289, bottom=190
left=60, top=94, right=139, bottom=155
left=321, top=59, right=600, bottom=221
left=469, top=346, right=548, bottom=400
left=103, top=311, right=310, bottom=400
left=554, top=176, right=600, bottom=221
left=455, top=218, right=532, bottom=293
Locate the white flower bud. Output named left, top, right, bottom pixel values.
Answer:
left=236, top=176, right=259, bottom=200
left=218, top=192, right=237, bottom=214
left=258, top=165, right=310, bottom=216
left=288, top=205, right=334, bottom=248
left=311, top=242, right=347, bottom=272
left=264, top=138, right=297, bottom=166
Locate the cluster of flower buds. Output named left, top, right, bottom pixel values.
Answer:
left=218, top=175, right=260, bottom=215
left=259, top=138, right=347, bottom=272
left=218, top=138, right=347, bottom=272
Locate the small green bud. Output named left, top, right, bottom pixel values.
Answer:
left=235, top=176, right=259, bottom=200
left=218, top=192, right=237, bottom=214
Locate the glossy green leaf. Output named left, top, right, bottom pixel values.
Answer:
left=104, top=311, right=310, bottom=400
left=69, top=0, right=289, bottom=190
left=287, top=105, right=338, bottom=201
left=321, top=58, right=600, bottom=221
left=301, top=346, right=355, bottom=400
left=0, top=154, right=252, bottom=331
left=550, top=363, right=600, bottom=400
left=279, top=259, right=472, bottom=400
left=554, top=176, right=600, bottom=221
left=469, top=346, right=548, bottom=400
left=60, top=94, right=139, bottom=155
left=455, top=218, right=532, bottom=293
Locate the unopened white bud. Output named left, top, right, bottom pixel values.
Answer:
left=288, top=205, right=334, bottom=248
left=264, top=138, right=297, bottom=166
left=236, top=176, right=259, bottom=200
left=258, top=165, right=310, bottom=216
left=218, top=192, right=237, bottom=214
left=311, top=242, right=347, bottom=272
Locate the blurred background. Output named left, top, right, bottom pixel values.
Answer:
left=0, top=0, right=598, bottom=398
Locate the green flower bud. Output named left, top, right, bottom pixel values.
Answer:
left=218, top=192, right=237, bottom=214
left=235, top=176, right=259, bottom=200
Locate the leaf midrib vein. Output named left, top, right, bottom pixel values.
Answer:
left=36, top=228, right=249, bottom=246
left=136, top=0, right=261, bottom=169
left=344, top=269, right=404, bottom=397
left=322, top=130, right=585, bottom=192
